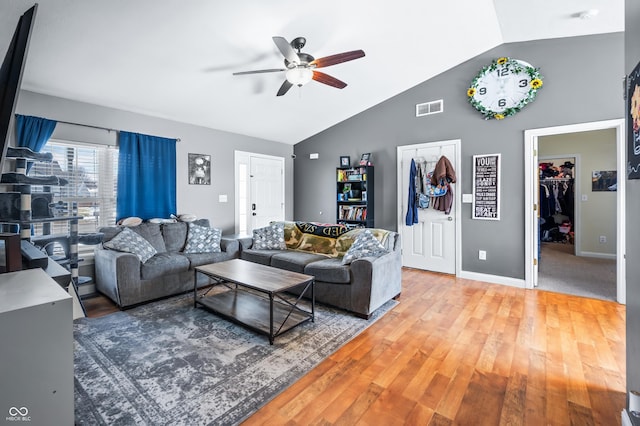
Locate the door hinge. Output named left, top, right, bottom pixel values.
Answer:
left=533, top=258, right=538, bottom=266
left=533, top=204, right=537, bottom=211
left=533, top=149, right=537, bottom=156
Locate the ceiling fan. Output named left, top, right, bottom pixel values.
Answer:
left=232, top=36, right=365, bottom=96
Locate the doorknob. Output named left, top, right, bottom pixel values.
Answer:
left=447, top=216, right=453, bottom=221
left=252, top=213, right=256, bottom=216
left=251, top=203, right=256, bottom=211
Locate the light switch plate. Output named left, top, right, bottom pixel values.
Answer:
left=218, top=194, right=228, bottom=203
left=462, top=194, right=473, bottom=203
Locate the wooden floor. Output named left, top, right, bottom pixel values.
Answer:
left=84, top=268, right=627, bottom=425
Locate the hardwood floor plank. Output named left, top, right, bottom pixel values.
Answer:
left=498, top=371, right=527, bottom=426
left=454, top=370, right=508, bottom=425
left=84, top=268, right=626, bottom=426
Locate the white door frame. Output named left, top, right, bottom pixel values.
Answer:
left=234, top=150, right=285, bottom=235
left=524, top=119, right=626, bottom=303
left=396, top=139, right=462, bottom=277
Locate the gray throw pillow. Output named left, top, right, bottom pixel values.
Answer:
left=252, top=222, right=286, bottom=250
left=183, top=223, right=222, bottom=253
left=103, top=227, right=157, bottom=263
left=342, top=229, right=389, bottom=264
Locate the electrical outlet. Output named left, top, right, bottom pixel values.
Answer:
left=599, top=235, right=607, bottom=243
left=479, top=250, right=487, bottom=260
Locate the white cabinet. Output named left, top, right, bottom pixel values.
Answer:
left=0, top=269, right=73, bottom=425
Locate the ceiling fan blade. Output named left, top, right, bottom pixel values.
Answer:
left=272, top=36, right=300, bottom=64
left=312, top=71, right=347, bottom=89
left=233, top=68, right=285, bottom=75
left=276, top=80, right=294, bottom=96
left=310, top=50, right=365, bottom=68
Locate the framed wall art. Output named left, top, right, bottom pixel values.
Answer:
left=628, top=60, right=640, bottom=179
left=592, top=170, right=617, bottom=191
left=188, top=153, right=211, bottom=185
left=340, top=156, right=350, bottom=167
left=472, top=153, right=501, bottom=220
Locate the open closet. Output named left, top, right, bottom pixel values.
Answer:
left=539, top=158, right=575, bottom=246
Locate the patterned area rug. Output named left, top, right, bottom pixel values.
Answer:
left=74, top=293, right=396, bottom=425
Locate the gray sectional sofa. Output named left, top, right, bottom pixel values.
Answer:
left=237, top=221, right=402, bottom=319
left=94, top=219, right=239, bottom=308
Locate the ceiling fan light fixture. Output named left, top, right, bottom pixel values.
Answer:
left=286, top=67, right=313, bottom=86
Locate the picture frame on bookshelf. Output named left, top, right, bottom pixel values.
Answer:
left=359, top=153, right=371, bottom=165
left=340, top=156, right=350, bottom=167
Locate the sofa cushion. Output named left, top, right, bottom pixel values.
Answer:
left=304, top=258, right=351, bottom=284
left=131, top=222, right=166, bottom=253
left=342, top=230, right=389, bottom=264
left=271, top=251, right=328, bottom=273
left=252, top=222, right=287, bottom=250
left=161, top=219, right=210, bottom=252
left=184, top=251, right=235, bottom=268
left=103, top=227, right=157, bottom=263
left=184, top=223, right=222, bottom=253
left=161, top=222, right=188, bottom=252
left=140, top=252, right=190, bottom=280
left=241, top=249, right=286, bottom=266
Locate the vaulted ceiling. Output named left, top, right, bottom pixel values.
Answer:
left=0, top=1, right=624, bottom=145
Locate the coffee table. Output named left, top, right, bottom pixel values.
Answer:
left=194, top=259, right=315, bottom=344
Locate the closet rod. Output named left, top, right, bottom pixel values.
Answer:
left=55, top=119, right=181, bottom=142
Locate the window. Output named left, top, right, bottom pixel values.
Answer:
left=29, top=139, right=118, bottom=239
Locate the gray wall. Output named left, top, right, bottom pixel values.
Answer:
left=294, top=33, right=624, bottom=280
left=626, top=0, right=640, bottom=404
left=14, top=90, right=294, bottom=234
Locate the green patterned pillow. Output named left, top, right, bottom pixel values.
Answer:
left=183, top=223, right=222, bottom=253
left=253, top=222, right=287, bottom=250
left=341, top=230, right=389, bottom=264
left=103, top=227, right=157, bottom=263
left=283, top=221, right=303, bottom=249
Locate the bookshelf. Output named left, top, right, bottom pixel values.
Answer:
left=336, top=166, right=374, bottom=228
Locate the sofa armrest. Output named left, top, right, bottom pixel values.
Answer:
left=220, top=237, right=240, bottom=258
left=349, top=244, right=402, bottom=317
left=94, top=245, right=142, bottom=307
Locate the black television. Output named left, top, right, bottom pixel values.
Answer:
left=0, top=4, right=38, bottom=174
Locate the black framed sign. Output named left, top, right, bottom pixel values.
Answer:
left=628, top=60, right=640, bottom=179
left=472, top=153, right=500, bottom=220
left=188, top=153, right=211, bottom=185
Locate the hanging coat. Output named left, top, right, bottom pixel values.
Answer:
left=405, top=158, right=418, bottom=226
left=431, top=155, right=456, bottom=215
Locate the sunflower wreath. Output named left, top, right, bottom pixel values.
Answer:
left=467, top=57, right=543, bottom=120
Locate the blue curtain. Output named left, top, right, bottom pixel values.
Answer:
left=15, top=114, right=57, bottom=152
left=15, top=114, right=57, bottom=173
left=117, top=131, right=176, bottom=221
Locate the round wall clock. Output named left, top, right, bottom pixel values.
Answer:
left=467, top=57, right=543, bottom=120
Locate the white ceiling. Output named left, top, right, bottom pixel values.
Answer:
left=0, top=1, right=624, bottom=145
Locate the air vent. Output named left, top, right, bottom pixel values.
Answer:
left=416, top=99, right=444, bottom=117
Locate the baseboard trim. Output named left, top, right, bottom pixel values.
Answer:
left=458, top=270, right=526, bottom=288
left=578, top=251, right=616, bottom=260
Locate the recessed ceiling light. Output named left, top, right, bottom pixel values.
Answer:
left=578, top=9, right=600, bottom=20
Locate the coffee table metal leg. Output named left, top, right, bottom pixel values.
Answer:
left=269, top=293, right=274, bottom=345
left=193, top=270, right=198, bottom=308
left=311, top=280, right=315, bottom=322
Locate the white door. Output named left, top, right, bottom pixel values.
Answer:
left=235, top=152, right=285, bottom=234
left=397, top=140, right=460, bottom=274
